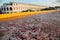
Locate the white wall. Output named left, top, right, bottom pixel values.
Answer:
left=1, top=2, right=47, bottom=13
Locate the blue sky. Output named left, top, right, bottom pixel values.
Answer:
left=0, top=0, right=59, bottom=6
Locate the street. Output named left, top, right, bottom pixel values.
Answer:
left=0, top=11, right=60, bottom=40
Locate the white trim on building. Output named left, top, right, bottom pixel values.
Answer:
left=0, top=2, right=47, bottom=13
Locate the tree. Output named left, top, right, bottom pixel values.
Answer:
left=21, top=9, right=35, bottom=12
left=41, top=7, right=55, bottom=11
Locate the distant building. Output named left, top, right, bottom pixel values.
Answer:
left=55, top=6, right=60, bottom=11
left=0, top=2, right=47, bottom=13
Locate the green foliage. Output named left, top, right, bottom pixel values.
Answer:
left=41, top=7, right=55, bottom=11
left=41, top=6, right=60, bottom=11
left=21, top=9, right=35, bottom=12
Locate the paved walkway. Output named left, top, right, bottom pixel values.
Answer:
left=0, top=11, right=60, bottom=40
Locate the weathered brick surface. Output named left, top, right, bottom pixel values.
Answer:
left=0, top=12, right=60, bottom=40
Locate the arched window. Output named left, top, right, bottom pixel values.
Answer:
left=4, top=8, right=6, bottom=10
left=2, top=8, right=3, bottom=10
left=10, top=7, right=12, bottom=10
left=7, top=7, right=9, bottom=10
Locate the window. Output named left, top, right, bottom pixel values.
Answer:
left=10, top=7, right=12, bottom=10
left=4, top=8, right=6, bottom=10
left=2, top=8, right=3, bottom=10
left=7, top=7, right=9, bottom=10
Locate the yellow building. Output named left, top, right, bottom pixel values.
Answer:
left=0, top=2, right=47, bottom=13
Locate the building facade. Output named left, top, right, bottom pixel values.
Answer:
left=0, top=2, right=47, bottom=13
